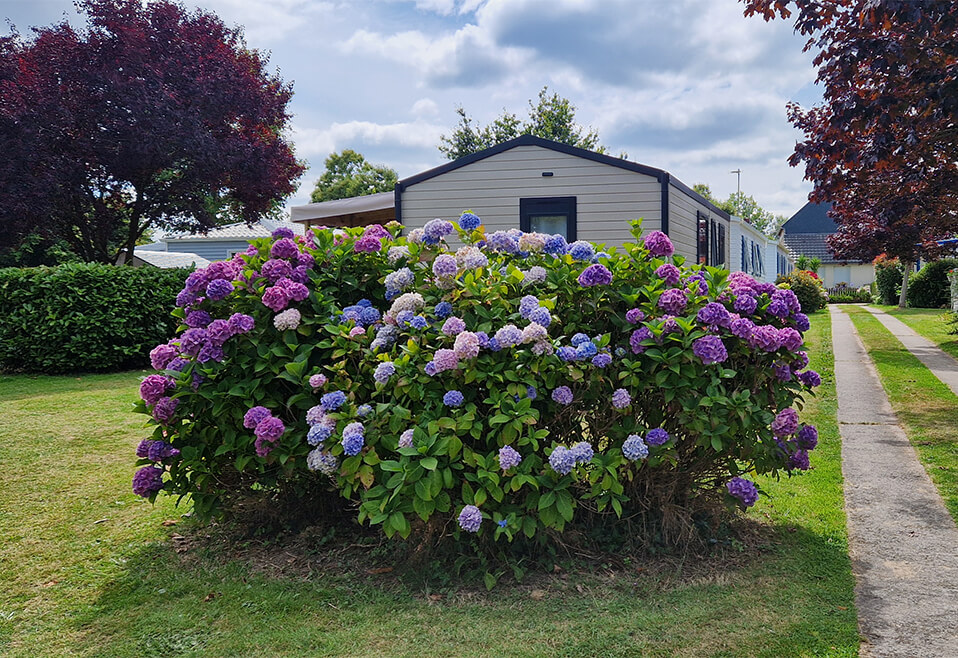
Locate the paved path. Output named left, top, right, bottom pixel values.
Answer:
left=863, top=305, right=958, bottom=398
left=830, top=306, right=958, bottom=658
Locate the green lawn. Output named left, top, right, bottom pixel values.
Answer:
left=0, top=315, right=858, bottom=657
left=844, top=306, right=958, bottom=522
left=874, top=305, right=958, bottom=361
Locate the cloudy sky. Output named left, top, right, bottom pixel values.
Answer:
left=4, top=0, right=821, bottom=218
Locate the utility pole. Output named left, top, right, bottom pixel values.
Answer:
left=730, top=169, right=742, bottom=195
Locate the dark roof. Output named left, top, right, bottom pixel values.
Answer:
left=782, top=232, right=869, bottom=264
left=398, top=134, right=730, bottom=220
left=783, top=201, right=837, bottom=234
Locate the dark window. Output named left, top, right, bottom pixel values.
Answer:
left=741, top=236, right=747, bottom=271
left=519, top=196, right=576, bottom=241
left=697, top=211, right=709, bottom=265
left=717, top=223, right=726, bottom=267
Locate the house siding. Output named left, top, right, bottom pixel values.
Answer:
left=668, top=184, right=730, bottom=265
left=400, top=145, right=663, bottom=249
left=166, top=240, right=251, bottom=262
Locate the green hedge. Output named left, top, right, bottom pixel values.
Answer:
left=0, top=264, right=189, bottom=373
left=874, top=259, right=902, bottom=305
left=906, top=259, right=958, bottom=308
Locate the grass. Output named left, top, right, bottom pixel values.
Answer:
left=874, top=305, right=958, bottom=361
left=0, top=316, right=858, bottom=657
left=843, top=306, right=958, bottom=523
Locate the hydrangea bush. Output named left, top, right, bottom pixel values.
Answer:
left=133, top=216, right=821, bottom=544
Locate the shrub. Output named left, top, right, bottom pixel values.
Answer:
left=874, top=255, right=902, bottom=305
left=826, top=286, right=872, bottom=304
left=775, top=270, right=826, bottom=312
left=132, top=219, right=822, bottom=548
left=0, top=264, right=189, bottom=373
left=906, top=259, right=958, bottom=308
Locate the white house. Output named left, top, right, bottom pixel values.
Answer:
left=729, top=215, right=794, bottom=283
left=782, top=202, right=874, bottom=288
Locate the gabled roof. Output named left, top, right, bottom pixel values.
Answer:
left=783, top=201, right=837, bottom=234
left=164, top=219, right=304, bottom=241
left=398, top=134, right=730, bottom=220
left=133, top=248, right=210, bottom=269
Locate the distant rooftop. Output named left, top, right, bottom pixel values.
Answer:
left=133, top=248, right=210, bottom=269
left=164, top=219, right=304, bottom=241
left=783, top=202, right=837, bottom=234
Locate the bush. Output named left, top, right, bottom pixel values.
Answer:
left=826, top=286, right=873, bottom=304
left=906, top=259, right=958, bottom=308
left=132, top=219, right=822, bottom=549
left=874, top=255, right=902, bottom=305
left=0, top=263, right=189, bottom=373
left=775, top=270, right=826, bottom=312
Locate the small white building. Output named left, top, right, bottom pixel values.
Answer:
left=728, top=216, right=794, bottom=283
left=783, top=202, right=874, bottom=288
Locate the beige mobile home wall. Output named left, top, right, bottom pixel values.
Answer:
left=400, top=145, right=662, bottom=249
left=667, top=183, right=731, bottom=265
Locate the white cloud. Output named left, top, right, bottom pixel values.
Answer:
left=411, top=98, right=440, bottom=117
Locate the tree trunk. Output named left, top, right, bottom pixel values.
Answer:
left=898, top=259, right=911, bottom=308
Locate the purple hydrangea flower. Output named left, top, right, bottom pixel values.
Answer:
left=278, top=278, right=309, bottom=302
left=626, top=308, right=645, bottom=324
left=374, top=362, right=395, bottom=384
left=734, top=293, right=758, bottom=315
left=772, top=408, right=799, bottom=437
left=149, top=344, right=178, bottom=371
left=442, top=317, right=466, bottom=336
left=140, top=375, right=174, bottom=406
left=432, top=254, right=458, bottom=279
left=697, top=303, right=731, bottom=328
left=363, top=224, right=390, bottom=240
left=254, top=416, right=285, bottom=441
left=796, top=424, right=819, bottom=450
left=646, top=428, right=670, bottom=446
left=611, top=388, right=631, bottom=409
left=693, top=335, right=728, bottom=365
left=309, top=374, right=328, bottom=389
left=185, top=310, right=212, bottom=328
left=788, top=450, right=810, bottom=471
left=643, top=231, right=674, bottom=257
left=519, top=295, right=540, bottom=318
left=655, top=263, right=681, bottom=286
left=748, top=325, right=783, bottom=352
left=152, top=397, right=179, bottom=424
left=261, top=259, right=293, bottom=283
left=793, top=313, right=811, bottom=332
left=398, top=429, right=415, bottom=448
left=206, top=279, right=234, bottom=301
left=443, top=390, right=464, bottom=407
left=432, top=348, right=459, bottom=373
left=228, top=313, right=255, bottom=334
left=486, top=231, right=519, bottom=253
left=354, top=235, right=382, bottom=253
left=423, top=218, right=454, bottom=244
left=622, top=434, right=649, bottom=461
left=321, top=391, right=347, bottom=411
left=797, top=370, right=822, bottom=387
left=271, top=226, right=296, bottom=240
left=132, top=466, right=164, bottom=497
left=774, top=363, right=792, bottom=381
left=261, top=286, right=290, bottom=312
left=778, top=328, right=804, bottom=352
left=571, top=442, right=594, bottom=463
left=494, top=324, right=522, bottom=348
left=592, top=353, right=612, bottom=368
left=657, top=288, right=688, bottom=315
left=551, top=386, right=573, bottom=405
left=548, top=446, right=576, bottom=475
left=458, top=504, right=482, bottom=532
left=578, top=264, right=613, bottom=287
left=499, top=445, right=522, bottom=470
left=726, top=477, right=759, bottom=507
left=630, top=327, right=652, bottom=354
left=730, top=317, right=755, bottom=339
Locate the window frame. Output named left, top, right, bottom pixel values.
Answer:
left=519, top=196, right=577, bottom=242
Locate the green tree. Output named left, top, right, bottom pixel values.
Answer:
left=310, top=150, right=398, bottom=203
left=439, top=87, right=604, bottom=160
left=692, top=184, right=786, bottom=235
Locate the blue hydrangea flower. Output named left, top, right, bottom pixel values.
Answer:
left=571, top=442, right=594, bottom=464
left=519, top=295, right=540, bottom=318
left=434, top=301, right=453, bottom=318
left=497, top=519, right=508, bottom=528
left=575, top=341, right=598, bottom=359
left=341, top=422, right=365, bottom=456
left=321, top=390, right=346, bottom=411
left=544, top=234, right=568, bottom=256
left=569, top=241, right=596, bottom=261
left=592, top=353, right=612, bottom=368
left=646, top=428, right=670, bottom=446
left=374, top=362, right=395, bottom=384
left=458, top=212, right=481, bottom=231
left=307, top=424, right=333, bottom=446
left=526, top=386, right=537, bottom=400
left=570, top=333, right=591, bottom=347
left=557, top=346, right=578, bottom=361
left=443, top=390, right=464, bottom=407
left=548, top=446, right=576, bottom=475
left=410, top=315, right=428, bottom=330
left=529, top=307, right=552, bottom=327
left=356, top=404, right=373, bottom=417
left=622, top=434, right=649, bottom=461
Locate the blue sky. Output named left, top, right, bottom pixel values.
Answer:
left=4, top=0, right=821, bottom=217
